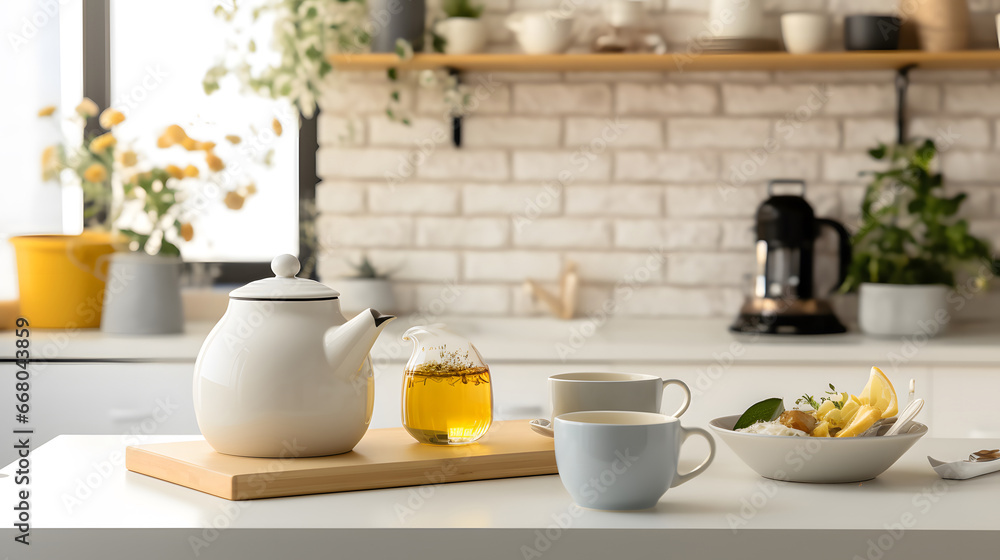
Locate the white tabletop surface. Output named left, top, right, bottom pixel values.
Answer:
left=2, top=316, right=1000, bottom=366
left=2, top=435, right=998, bottom=559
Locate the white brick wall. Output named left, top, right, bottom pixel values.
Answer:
left=315, top=2, right=1000, bottom=318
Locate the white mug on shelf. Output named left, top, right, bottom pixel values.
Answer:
left=506, top=11, right=574, bottom=54
left=781, top=12, right=829, bottom=54
left=710, top=0, right=764, bottom=38
left=435, top=17, right=487, bottom=55
left=554, top=411, right=716, bottom=511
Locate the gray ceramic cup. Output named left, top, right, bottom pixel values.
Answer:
left=554, top=411, right=715, bottom=511
left=530, top=372, right=691, bottom=437
left=100, top=253, right=184, bottom=335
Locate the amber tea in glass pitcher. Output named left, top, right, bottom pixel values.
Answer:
left=402, top=324, right=493, bottom=445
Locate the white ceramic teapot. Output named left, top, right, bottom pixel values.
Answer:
left=193, top=254, right=395, bottom=458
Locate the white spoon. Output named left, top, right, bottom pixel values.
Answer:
left=884, top=398, right=924, bottom=437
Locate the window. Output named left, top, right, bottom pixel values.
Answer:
left=109, top=0, right=300, bottom=263
left=1, top=0, right=311, bottom=298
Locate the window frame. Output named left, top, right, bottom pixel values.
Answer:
left=82, top=0, right=318, bottom=282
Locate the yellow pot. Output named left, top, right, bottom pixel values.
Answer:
left=9, top=231, right=118, bottom=329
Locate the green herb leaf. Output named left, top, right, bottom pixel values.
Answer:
left=733, top=398, right=784, bottom=430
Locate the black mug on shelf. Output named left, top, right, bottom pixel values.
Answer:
left=844, top=14, right=901, bottom=51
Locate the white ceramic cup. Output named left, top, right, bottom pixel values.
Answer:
left=530, top=372, right=691, bottom=437
left=505, top=11, right=574, bottom=54
left=554, top=411, right=716, bottom=511
left=710, top=0, right=764, bottom=38
left=781, top=12, right=829, bottom=54
left=434, top=17, right=487, bottom=55
left=604, top=0, right=645, bottom=28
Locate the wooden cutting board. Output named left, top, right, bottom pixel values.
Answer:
left=126, top=420, right=556, bottom=500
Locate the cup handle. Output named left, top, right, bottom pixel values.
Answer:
left=529, top=418, right=554, bottom=438
left=661, top=379, right=691, bottom=418
left=670, top=426, right=716, bottom=488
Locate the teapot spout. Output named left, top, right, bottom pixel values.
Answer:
left=324, top=309, right=395, bottom=371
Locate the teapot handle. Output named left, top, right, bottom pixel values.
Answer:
left=817, top=218, right=852, bottom=294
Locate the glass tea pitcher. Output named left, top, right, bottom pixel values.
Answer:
left=401, top=324, right=493, bottom=445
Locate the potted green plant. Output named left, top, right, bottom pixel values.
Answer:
left=840, top=139, right=994, bottom=337
left=434, top=0, right=486, bottom=55
left=334, top=256, right=398, bottom=315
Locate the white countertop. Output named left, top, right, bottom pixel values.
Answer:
left=2, top=435, right=997, bottom=559
left=2, top=316, right=999, bottom=366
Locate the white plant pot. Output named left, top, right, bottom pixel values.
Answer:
left=435, top=17, right=487, bottom=55
left=101, top=252, right=184, bottom=335
left=857, top=283, right=951, bottom=338
left=333, top=278, right=398, bottom=315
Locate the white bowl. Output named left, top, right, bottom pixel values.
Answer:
left=709, top=415, right=927, bottom=483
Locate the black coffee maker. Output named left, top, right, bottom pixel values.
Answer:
left=730, top=180, right=851, bottom=335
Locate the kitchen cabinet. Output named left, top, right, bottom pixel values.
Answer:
left=0, top=363, right=199, bottom=465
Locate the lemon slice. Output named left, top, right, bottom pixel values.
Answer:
left=811, top=421, right=831, bottom=437
left=835, top=404, right=881, bottom=438
left=859, top=366, right=898, bottom=418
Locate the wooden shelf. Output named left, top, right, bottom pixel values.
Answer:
left=329, top=50, right=1000, bottom=73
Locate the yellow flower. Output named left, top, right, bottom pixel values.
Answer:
left=205, top=152, right=225, bottom=172
left=223, top=191, right=245, bottom=210
left=165, top=125, right=188, bottom=143
left=165, top=165, right=184, bottom=179
left=118, top=150, right=137, bottom=167
left=183, top=164, right=200, bottom=178
left=272, top=118, right=283, bottom=137
left=179, top=223, right=194, bottom=242
left=38, top=105, right=56, bottom=117
left=41, top=146, right=60, bottom=180
left=225, top=134, right=241, bottom=144
left=98, top=108, right=125, bottom=128
left=181, top=138, right=198, bottom=151
left=90, top=132, right=117, bottom=154
left=76, top=98, right=98, bottom=118
left=83, top=163, right=108, bottom=183
left=196, top=141, right=216, bottom=152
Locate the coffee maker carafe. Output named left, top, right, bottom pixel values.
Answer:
left=730, top=180, right=851, bottom=335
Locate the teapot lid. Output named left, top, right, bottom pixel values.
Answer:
left=229, top=254, right=340, bottom=301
